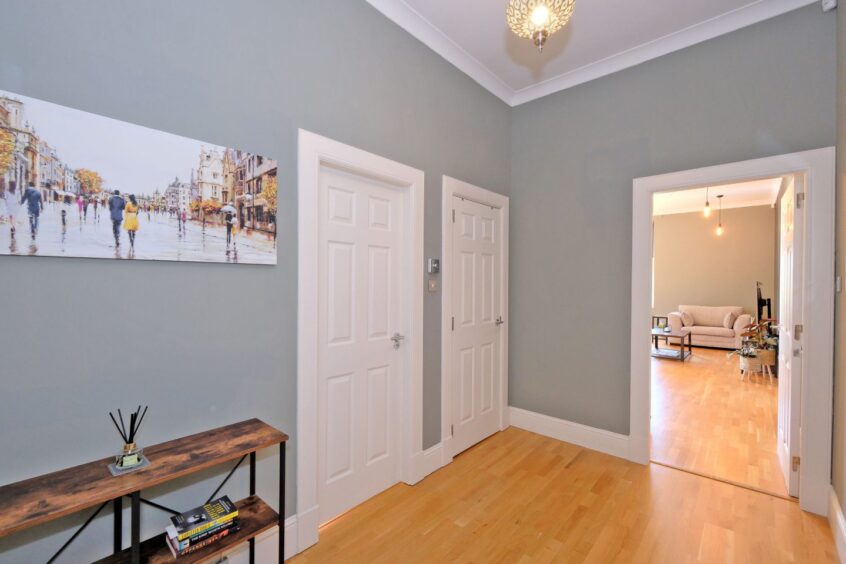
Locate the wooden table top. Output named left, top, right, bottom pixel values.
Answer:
left=651, top=327, right=689, bottom=338
left=0, top=418, right=287, bottom=538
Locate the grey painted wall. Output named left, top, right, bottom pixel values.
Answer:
left=0, top=1, right=510, bottom=562
left=509, top=5, right=836, bottom=434
left=833, top=2, right=846, bottom=505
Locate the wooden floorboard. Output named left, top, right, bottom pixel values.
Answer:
left=650, top=346, right=787, bottom=497
left=290, top=428, right=836, bottom=563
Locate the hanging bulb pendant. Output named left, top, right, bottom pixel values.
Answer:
left=703, top=187, right=711, bottom=218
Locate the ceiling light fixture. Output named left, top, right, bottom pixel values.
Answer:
left=716, top=194, right=725, bottom=236
left=703, top=187, right=711, bottom=218
left=507, top=0, right=576, bottom=52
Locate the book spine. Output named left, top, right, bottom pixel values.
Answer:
left=179, top=526, right=239, bottom=556
left=177, top=519, right=240, bottom=551
left=176, top=511, right=239, bottom=541
left=166, top=534, right=179, bottom=559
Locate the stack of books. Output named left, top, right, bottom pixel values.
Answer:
left=165, top=496, right=240, bottom=557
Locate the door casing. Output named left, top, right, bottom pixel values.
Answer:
left=297, top=129, right=425, bottom=551
left=441, top=176, right=510, bottom=462
left=630, top=148, right=835, bottom=515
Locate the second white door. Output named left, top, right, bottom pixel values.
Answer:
left=450, top=196, right=503, bottom=456
left=318, top=167, right=405, bottom=524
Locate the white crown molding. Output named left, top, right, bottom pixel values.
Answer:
left=511, top=0, right=818, bottom=105
left=367, top=0, right=819, bottom=107
left=365, top=0, right=514, bottom=104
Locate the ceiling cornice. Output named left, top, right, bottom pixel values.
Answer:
left=367, top=0, right=819, bottom=107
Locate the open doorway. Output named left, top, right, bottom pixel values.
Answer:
left=649, top=176, right=789, bottom=497
left=629, top=149, right=835, bottom=515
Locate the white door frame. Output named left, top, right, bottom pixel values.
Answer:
left=630, top=147, right=835, bottom=515
left=297, top=129, right=425, bottom=550
left=441, top=176, right=510, bottom=462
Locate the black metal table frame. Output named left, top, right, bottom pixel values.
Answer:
left=48, top=442, right=286, bottom=564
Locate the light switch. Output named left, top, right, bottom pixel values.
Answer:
left=428, top=278, right=439, bottom=293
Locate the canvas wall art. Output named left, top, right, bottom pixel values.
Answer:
left=0, top=89, right=277, bottom=265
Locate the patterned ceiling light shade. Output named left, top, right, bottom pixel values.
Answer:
left=507, top=0, right=576, bottom=52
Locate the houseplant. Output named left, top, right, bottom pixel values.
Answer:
left=731, top=319, right=778, bottom=375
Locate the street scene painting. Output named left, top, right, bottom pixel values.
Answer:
left=0, top=89, right=278, bottom=265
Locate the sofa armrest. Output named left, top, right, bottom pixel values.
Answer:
left=733, top=313, right=753, bottom=334
left=668, top=312, right=683, bottom=333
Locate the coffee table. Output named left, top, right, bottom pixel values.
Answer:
left=651, top=327, right=692, bottom=361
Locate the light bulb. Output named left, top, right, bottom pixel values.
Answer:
left=703, top=203, right=711, bottom=218
left=531, top=5, right=550, bottom=26
left=716, top=225, right=724, bottom=236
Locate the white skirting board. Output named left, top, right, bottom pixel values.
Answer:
left=509, top=406, right=635, bottom=462
left=410, top=443, right=447, bottom=483
left=829, top=487, right=846, bottom=564
left=224, top=515, right=298, bottom=563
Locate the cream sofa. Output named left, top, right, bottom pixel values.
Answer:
left=667, top=305, right=752, bottom=349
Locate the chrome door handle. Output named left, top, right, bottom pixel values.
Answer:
left=391, top=332, right=405, bottom=350
left=495, top=316, right=504, bottom=326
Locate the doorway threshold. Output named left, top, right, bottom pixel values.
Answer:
left=650, top=459, right=795, bottom=502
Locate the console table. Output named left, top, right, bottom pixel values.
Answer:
left=0, top=419, right=288, bottom=563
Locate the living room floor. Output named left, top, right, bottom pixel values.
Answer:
left=650, top=345, right=786, bottom=497
left=290, top=427, right=834, bottom=563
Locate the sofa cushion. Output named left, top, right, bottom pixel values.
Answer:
left=680, top=311, right=694, bottom=327
left=723, top=311, right=736, bottom=329
left=688, top=325, right=735, bottom=338
left=679, top=305, right=744, bottom=328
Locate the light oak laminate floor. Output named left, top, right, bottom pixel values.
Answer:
left=650, top=346, right=786, bottom=497
left=290, top=427, right=835, bottom=563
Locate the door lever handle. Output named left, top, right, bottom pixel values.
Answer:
left=495, top=316, right=504, bottom=326
left=391, top=332, right=405, bottom=350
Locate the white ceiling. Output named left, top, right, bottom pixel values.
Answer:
left=366, top=0, right=818, bottom=106
left=653, top=177, right=784, bottom=216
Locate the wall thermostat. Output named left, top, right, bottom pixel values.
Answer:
left=427, top=258, right=440, bottom=274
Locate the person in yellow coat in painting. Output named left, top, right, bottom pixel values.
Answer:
left=123, top=194, right=140, bottom=250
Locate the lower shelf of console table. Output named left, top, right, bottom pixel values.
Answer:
left=95, top=496, right=277, bottom=564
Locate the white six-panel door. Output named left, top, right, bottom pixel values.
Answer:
left=317, top=167, right=405, bottom=523
left=450, top=196, right=502, bottom=456
left=777, top=174, right=803, bottom=497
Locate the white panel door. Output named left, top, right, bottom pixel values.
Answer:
left=777, top=175, right=803, bottom=497
left=451, top=196, right=502, bottom=456
left=318, top=167, right=404, bottom=524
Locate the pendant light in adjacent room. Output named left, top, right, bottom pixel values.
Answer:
left=507, top=0, right=576, bottom=52
left=715, top=194, right=725, bottom=236
left=703, top=187, right=711, bottom=218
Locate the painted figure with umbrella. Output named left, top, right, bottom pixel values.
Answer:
left=221, top=202, right=238, bottom=248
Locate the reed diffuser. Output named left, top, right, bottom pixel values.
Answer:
left=107, top=406, right=150, bottom=475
